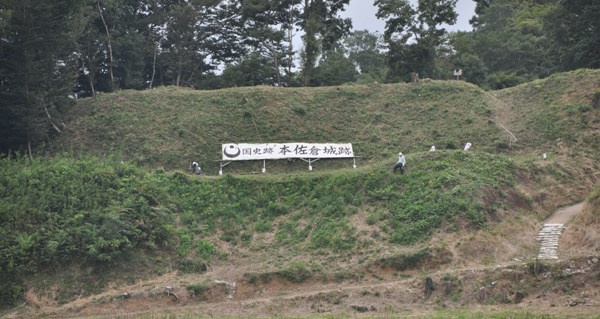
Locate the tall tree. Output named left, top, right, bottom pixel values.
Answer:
left=343, top=30, right=387, bottom=82
left=466, top=0, right=555, bottom=88
left=95, top=0, right=119, bottom=91
left=76, top=3, right=102, bottom=97
left=292, top=0, right=351, bottom=86
left=375, top=0, right=457, bottom=81
left=95, top=0, right=155, bottom=91
left=157, top=0, right=247, bottom=88
left=469, top=0, right=491, bottom=28
left=311, top=46, right=357, bottom=86
left=0, top=0, right=85, bottom=154
left=221, top=53, right=277, bottom=87
left=447, top=31, right=487, bottom=85
left=240, top=0, right=292, bottom=86
left=545, top=0, right=600, bottom=70
left=0, top=0, right=15, bottom=152
left=76, top=0, right=144, bottom=93
left=0, top=0, right=10, bottom=39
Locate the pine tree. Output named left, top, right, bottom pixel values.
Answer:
left=0, top=0, right=86, bottom=154
left=375, top=0, right=458, bottom=81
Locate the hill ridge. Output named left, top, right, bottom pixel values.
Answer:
left=2, top=69, right=599, bottom=318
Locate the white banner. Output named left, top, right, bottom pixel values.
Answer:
left=222, top=143, right=354, bottom=161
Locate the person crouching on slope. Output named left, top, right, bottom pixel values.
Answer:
left=393, top=152, right=406, bottom=174
left=191, top=161, right=201, bottom=175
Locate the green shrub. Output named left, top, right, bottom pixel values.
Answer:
left=365, top=214, right=377, bottom=225
left=0, top=149, right=517, bottom=305
left=178, top=258, right=208, bottom=273
left=309, top=218, right=356, bottom=252
left=593, top=89, right=600, bottom=108
left=487, top=72, right=528, bottom=90
left=0, top=279, right=23, bottom=309
left=377, top=247, right=452, bottom=271
left=0, top=155, right=174, bottom=267
left=186, top=283, right=209, bottom=298
left=254, top=220, right=273, bottom=232
left=445, top=142, right=458, bottom=149
left=195, top=240, right=217, bottom=260
left=245, top=272, right=272, bottom=285
left=277, top=261, right=312, bottom=283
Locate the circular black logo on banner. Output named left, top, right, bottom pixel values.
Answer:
left=223, top=144, right=241, bottom=158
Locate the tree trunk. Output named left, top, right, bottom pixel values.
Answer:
left=150, top=43, right=157, bottom=89
left=83, top=58, right=96, bottom=97
left=44, top=103, right=61, bottom=133
left=302, top=28, right=318, bottom=86
left=302, top=5, right=321, bottom=86
left=176, top=55, right=182, bottom=87
left=98, top=1, right=115, bottom=91
left=186, top=62, right=203, bottom=87
left=273, top=52, right=281, bottom=87
left=267, top=43, right=282, bottom=86
left=27, top=139, right=32, bottom=161
left=286, top=3, right=295, bottom=79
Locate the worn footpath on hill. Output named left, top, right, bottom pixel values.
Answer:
left=3, top=70, right=600, bottom=319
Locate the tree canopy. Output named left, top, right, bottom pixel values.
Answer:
left=375, top=0, right=458, bottom=81
left=0, top=0, right=599, bottom=153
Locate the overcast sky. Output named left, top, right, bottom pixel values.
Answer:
left=341, top=0, right=476, bottom=33
left=291, top=1, right=476, bottom=56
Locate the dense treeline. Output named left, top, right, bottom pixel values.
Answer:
left=0, top=0, right=598, bottom=153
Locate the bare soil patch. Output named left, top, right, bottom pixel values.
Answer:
left=2, top=202, right=596, bottom=319
left=5, top=253, right=599, bottom=319
left=545, top=202, right=584, bottom=224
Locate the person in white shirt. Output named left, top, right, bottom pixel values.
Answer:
left=393, top=152, right=406, bottom=174
left=191, top=161, right=201, bottom=175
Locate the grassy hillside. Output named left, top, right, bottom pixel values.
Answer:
left=0, top=150, right=517, bottom=305
left=491, top=69, right=600, bottom=158
left=54, top=80, right=508, bottom=172
left=1, top=69, right=599, bottom=317
left=52, top=69, right=600, bottom=172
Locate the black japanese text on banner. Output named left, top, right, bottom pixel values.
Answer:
left=222, top=143, right=354, bottom=161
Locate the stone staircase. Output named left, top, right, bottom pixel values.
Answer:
left=537, top=223, right=565, bottom=260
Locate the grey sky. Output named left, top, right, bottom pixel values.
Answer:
left=341, top=0, right=476, bottom=33
left=291, top=1, right=475, bottom=55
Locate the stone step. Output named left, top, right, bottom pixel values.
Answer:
left=537, top=223, right=565, bottom=260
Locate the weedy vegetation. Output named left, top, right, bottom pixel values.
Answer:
left=1, top=69, right=599, bottom=317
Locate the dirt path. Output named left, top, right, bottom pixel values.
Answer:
left=537, top=202, right=585, bottom=259
left=6, top=202, right=592, bottom=319
left=544, top=202, right=585, bottom=224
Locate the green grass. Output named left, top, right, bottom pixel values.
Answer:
left=53, top=80, right=506, bottom=172
left=2, top=69, right=599, bottom=312
left=0, top=150, right=518, bottom=306
left=492, top=69, right=600, bottom=156
left=60, top=310, right=596, bottom=319
left=418, top=311, right=573, bottom=319
left=53, top=69, right=600, bottom=174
